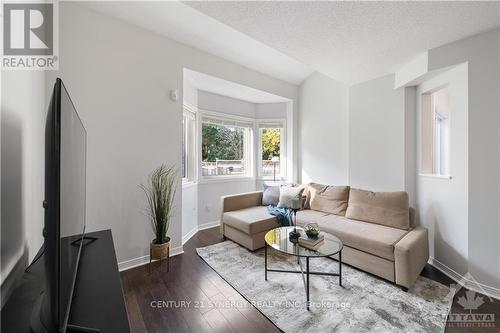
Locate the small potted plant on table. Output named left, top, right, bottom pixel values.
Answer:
left=141, top=165, right=177, bottom=273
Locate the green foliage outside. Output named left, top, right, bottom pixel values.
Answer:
left=262, top=128, right=281, bottom=160
left=202, top=123, right=244, bottom=161
left=201, top=124, right=281, bottom=162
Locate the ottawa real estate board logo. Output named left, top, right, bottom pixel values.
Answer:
left=445, top=273, right=496, bottom=328
left=2, top=1, right=58, bottom=70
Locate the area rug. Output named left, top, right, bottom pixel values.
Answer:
left=197, top=241, right=452, bottom=333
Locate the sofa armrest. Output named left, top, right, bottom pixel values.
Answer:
left=409, top=207, right=416, bottom=229
left=220, top=191, right=263, bottom=234
left=221, top=191, right=263, bottom=213
left=394, top=226, right=429, bottom=288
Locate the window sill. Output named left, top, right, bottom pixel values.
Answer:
left=182, top=180, right=197, bottom=189
left=198, top=176, right=255, bottom=185
left=418, top=173, right=452, bottom=180
left=257, top=177, right=286, bottom=182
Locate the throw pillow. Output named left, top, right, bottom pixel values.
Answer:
left=262, top=184, right=280, bottom=206
left=302, top=184, right=311, bottom=209
left=308, top=183, right=350, bottom=215
left=277, top=186, right=304, bottom=209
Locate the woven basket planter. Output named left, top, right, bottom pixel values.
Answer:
left=150, top=237, right=170, bottom=260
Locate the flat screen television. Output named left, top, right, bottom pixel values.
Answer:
left=31, top=78, right=87, bottom=333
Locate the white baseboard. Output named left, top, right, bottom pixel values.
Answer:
left=182, top=227, right=199, bottom=245
left=182, top=221, right=220, bottom=245
left=1, top=249, right=28, bottom=309
left=428, top=257, right=500, bottom=300
left=198, top=221, right=220, bottom=231
left=118, top=245, right=184, bottom=272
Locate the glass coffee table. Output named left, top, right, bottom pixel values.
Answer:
left=264, top=226, right=343, bottom=310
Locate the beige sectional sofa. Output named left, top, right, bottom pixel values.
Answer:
left=220, top=184, right=429, bottom=289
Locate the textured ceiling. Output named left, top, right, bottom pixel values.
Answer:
left=186, top=1, right=500, bottom=85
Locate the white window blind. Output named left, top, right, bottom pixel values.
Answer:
left=258, top=121, right=284, bottom=129
left=202, top=115, right=253, bottom=129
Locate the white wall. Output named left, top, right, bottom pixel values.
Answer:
left=299, top=72, right=349, bottom=185
left=198, top=90, right=256, bottom=118
left=416, top=64, right=469, bottom=278
left=255, top=103, right=287, bottom=119
left=349, top=74, right=406, bottom=192
left=47, top=3, right=298, bottom=268
left=197, top=180, right=256, bottom=226
left=183, top=77, right=198, bottom=107
left=298, top=72, right=411, bottom=195
left=197, top=91, right=287, bottom=119
left=427, top=29, right=500, bottom=290
left=1, top=71, right=46, bottom=306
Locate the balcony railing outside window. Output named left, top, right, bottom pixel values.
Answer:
left=261, top=160, right=280, bottom=177
left=202, top=159, right=245, bottom=176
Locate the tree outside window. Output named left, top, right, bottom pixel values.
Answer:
left=261, top=128, right=281, bottom=161
left=259, top=126, right=283, bottom=179
left=201, top=122, right=249, bottom=176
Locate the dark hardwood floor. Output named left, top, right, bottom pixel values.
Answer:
left=121, top=227, right=500, bottom=333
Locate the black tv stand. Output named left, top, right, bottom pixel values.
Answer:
left=67, top=323, right=100, bottom=333
left=71, top=235, right=99, bottom=247
left=1, top=230, right=130, bottom=333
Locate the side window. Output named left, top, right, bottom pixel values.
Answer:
left=258, top=121, right=285, bottom=180
left=421, top=88, right=450, bottom=175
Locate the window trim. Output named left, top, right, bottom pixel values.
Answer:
left=256, top=119, right=286, bottom=180
left=418, top=173, right=452, bottom=180
left=182, top=103, right=197, bottom=183
left=198, top=109, right=255, bottom=180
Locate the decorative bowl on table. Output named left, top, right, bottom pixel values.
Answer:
left=304, top=223, right=320, bottom=239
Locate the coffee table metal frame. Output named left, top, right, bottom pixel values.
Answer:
left=264, top=227, right=343, bottom=311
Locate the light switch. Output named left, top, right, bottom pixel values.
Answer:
left=170, top=89, right=178, bottom=102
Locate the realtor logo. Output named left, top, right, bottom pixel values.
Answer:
left=457, top=289, right=487, bottom=311
left=445, top=272, right=496, bottom=328
left=2, top=1, right=58, bottom=69
left=4, top=3, right=53, bottom=55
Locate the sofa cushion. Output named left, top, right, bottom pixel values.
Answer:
left=308, top=183, right=350, bottom=216
left=262, top=184, right=280, bottom=206
left=318, top=214, right=408, bottom=261
left=345, top=188, right=410, bottom=230
left=222, top=206, right=279, bottom=235
left=295, top=209, right=330, bottom=227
